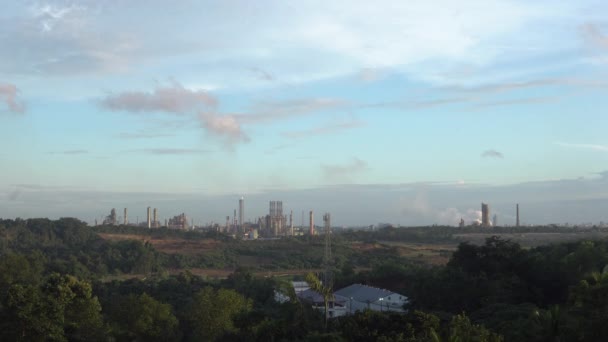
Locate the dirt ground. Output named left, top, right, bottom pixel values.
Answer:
left=98, top=233, right=222, bottom=255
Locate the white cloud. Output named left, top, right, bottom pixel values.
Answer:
left=555, top=142, right=608, bottom=152
left=199, top=112, right=250, bottom=147
left=282, top=118, right=364, bottom=139
left=99, top=83, right=216, bottom=114
left=2, top=0, right=575, bottom=88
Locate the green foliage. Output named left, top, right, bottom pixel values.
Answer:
left=447, top=313, right=503, bottom=342
left=0, top=273, right=105, bottom=342
left=109, top=293, right=180, bottom=341
left=187, top=286, right=252, bottom=341
left=4, top=218, right=608, bottom=341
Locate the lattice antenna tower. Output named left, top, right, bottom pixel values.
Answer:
left=323, top=213, right=332, bottom=288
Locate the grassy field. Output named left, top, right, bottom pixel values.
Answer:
left=97, top=229, right=608, bottom=274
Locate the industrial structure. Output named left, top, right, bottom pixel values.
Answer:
left=289, top=210, right=294, bottom=236
left=516, top=204, right=520, bottom=227
left=239, top=196, right=244, bottom=232
left=323, top=213, right=332, bottom=287
left=123, top=208, right=128, bottom=225
left=153, top=208, right=158, bottom=228
left=481, top=203, right=490, bottom=227
left=309, top=210, right=314, bottom=235
left=267, top=201, right=286, bottom=236
left=147, top=207, right=151, bottom=229
left=103, top=208, right=117, bottom=225
left=168, top=213, right=188, bottom=229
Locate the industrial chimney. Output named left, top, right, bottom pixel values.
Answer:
left=147, top=207, right=151, bottom=229
left=309, top=210, right=314, bottom=235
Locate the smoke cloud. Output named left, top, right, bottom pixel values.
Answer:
left=438, top=207, right=482, bottom=226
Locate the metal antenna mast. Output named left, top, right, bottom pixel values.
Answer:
left=323, top=213, right=332, bottom=287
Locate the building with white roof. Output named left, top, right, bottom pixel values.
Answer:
left=334, top=284, right=408, bottom=314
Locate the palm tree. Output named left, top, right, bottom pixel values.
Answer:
left=305, top=272, right=334, bottom=329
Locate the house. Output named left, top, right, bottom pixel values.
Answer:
left=334, top=284, right=408, bottom=314
left=292, top=281, right=310, bottom=295
left=296, top=288, right=349, bottom=318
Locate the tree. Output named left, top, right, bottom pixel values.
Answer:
left=187, top=286, right=252, bottom=341
left=306, top=272, right=334, bottom=329
left=110, top=293, right=180, bottom=342
left=1, top=274, right=105, bottom=342
left=447, top=313, right=503, bottom=342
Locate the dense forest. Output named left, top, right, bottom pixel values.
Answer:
left=1, top=218, right=608, bottom=341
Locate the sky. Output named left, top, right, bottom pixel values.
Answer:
left=1, top=0, right=608, bottom=226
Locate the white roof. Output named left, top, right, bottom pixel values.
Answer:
left=334, top=284, right=404, bottom=302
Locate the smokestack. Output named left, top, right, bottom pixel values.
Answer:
left=239, top=196, right=244, bottom=232
left=153, top=208, right=158, bottom=228
left=290, top=210, right=293, bottom=236
left=516, top=204, right=520, bottom=227
left=124, top=208, right=128, bottom=225
left=481, top=203, right=490, bottom=228
left=309, top=210, right=314, bottom=235
left=147, top=207, right=151, bottom=229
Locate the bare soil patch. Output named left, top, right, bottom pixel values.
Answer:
left=98, top=233, right=222, bottom=255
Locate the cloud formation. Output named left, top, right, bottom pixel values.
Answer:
left=238, top=98, right=348, bottom=123
left=555, top=142, right=608, bottom=152
left=98, top=83, right=251, bottom=147
left=322, top=158, right=368, bottom=180
left=199, top=112, right=250, bottom=146
left=0, top=83, right=25, bottom=114
left=100, top=83, right=217, bottom=114
left=116, top=131, right=175, bottom=139
left=282, top=119, right=364, bottom=139
left=251, top=67, right=274, bottom=81
left=581, top=23, right=608, bottom=50
left=49, top=150, right=88, bottom=155
left=482, top=150, right=504, bottom=159
left=133, top=148, right=210, bottom=155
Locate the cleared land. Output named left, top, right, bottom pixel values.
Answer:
left=98, top=230, right=608, bottom=274
left=98, top=233, right=221, bottom=255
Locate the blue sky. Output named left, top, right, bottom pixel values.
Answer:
left=1, top=0, right=608, bottom=226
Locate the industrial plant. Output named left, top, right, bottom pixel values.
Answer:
left=96, top=197, right=526, bottom=238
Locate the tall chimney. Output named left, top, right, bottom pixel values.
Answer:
left=309, top=210, right=314, bottom=236
left=147, top=207, right=151, bottom=229
left=239, top=197, right=244, bottom=232
left=290, top=210, right=294, bottom=236
left=153, top=208, right=158, bottom=228
left=516, top=204, right=520, bottom=227
left=124, top=208, right=128, bottom=225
